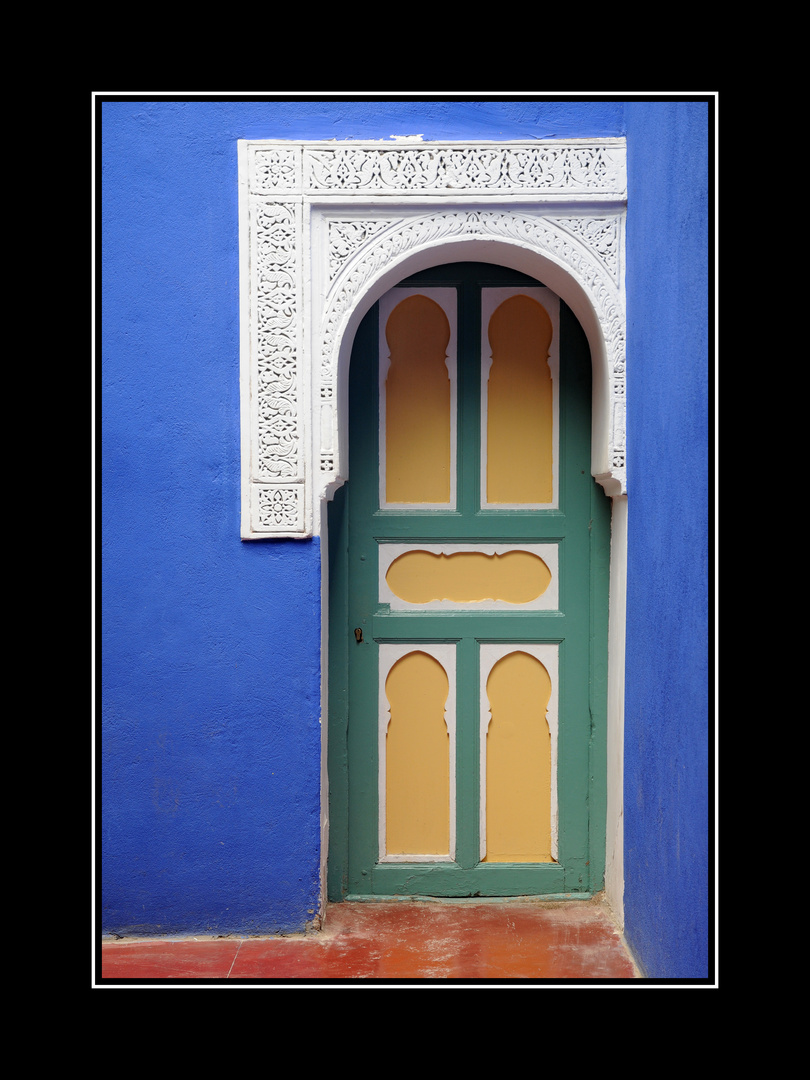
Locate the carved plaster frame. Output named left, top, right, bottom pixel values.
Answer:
left=238, top=138, right=627, bottom=539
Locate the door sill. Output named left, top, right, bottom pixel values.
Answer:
left=343, top=893, right=594, bottom=903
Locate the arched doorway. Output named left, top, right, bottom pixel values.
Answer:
left=327, top=262, right=610, bottom=899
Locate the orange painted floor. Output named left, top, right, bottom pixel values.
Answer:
left=99, top=898, right=639, bottom=983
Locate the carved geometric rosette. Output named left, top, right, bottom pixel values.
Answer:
left=253, top=483, right=305, bottom=533
left=250, top=145, right=302, bottom=194
left=239, top=140, right=627, bottom=538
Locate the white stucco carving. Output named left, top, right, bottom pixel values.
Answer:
left=239, top=139, right=627, bottom=537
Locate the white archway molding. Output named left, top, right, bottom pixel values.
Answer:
left=325, top=229, right=622, bottom=508
left=238, top=139, right=627, bottom=538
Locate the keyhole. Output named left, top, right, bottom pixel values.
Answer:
left=354, top=627, right=364, bottom=644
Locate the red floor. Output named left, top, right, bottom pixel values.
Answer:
left=100, top=898, right=639, bottom=982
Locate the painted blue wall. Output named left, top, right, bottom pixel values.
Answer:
left=623, top=101, right=710, bottom=978
left=101, top=98, right=710, bottom=974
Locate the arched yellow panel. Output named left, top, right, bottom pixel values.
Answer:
left=385, top=651, right=450, bottom=855
left=384, top=294, right=452, bottom=504
left=385, top=549, right=551, bottom=605
left=484, top=651, right=553, bottom=863
left=486, top=295, right=554, bottom=504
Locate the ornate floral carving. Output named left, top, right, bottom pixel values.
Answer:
left=329, top=220, right=393, bottom=279
left=306, top=142, right=625, bottom=196
left=252, top=201, right=301, bottom=481
left=554, top=217, right=622, bottom=286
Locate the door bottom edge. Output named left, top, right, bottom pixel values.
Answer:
left=341, top=892, right=594, bottom=904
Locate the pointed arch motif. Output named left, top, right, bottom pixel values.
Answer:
left=239, top=139, right=627, bottom=537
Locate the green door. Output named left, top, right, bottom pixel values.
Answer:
left=328, top=263, right=609, bottom=900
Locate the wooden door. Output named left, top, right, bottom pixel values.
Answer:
left=327, top=263, right=610, bottom=899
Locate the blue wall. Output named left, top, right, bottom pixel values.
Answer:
left=101, top=98, right=710, bottom=974
left=623, top=102, right=711, bottom=978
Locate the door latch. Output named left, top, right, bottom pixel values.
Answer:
left=354, top=627, right=364, bottom=644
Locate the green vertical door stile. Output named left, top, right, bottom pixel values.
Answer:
left=455, top=634, right=480, bottom=870
left=346, top=301, right=381, bottom=897
left=457, top=271, right=482, bottom=518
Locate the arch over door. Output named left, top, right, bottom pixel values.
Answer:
left=327, top=263, right=610, bottom=899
